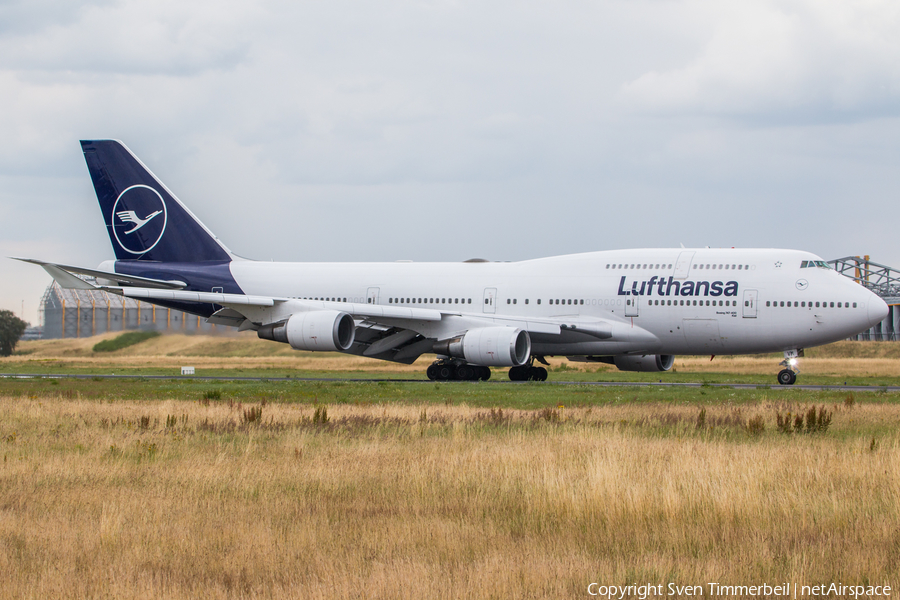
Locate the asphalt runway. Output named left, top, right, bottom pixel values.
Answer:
left=2, top=372, right=899, bottom=393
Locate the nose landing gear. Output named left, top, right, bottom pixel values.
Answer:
left=776, top=349, right=803, bottom=385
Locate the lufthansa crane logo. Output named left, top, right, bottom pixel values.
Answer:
left=111, top=185, right=167, bottom=255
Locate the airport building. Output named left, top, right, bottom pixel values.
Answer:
left=39, top=281, right=223, bottom=339
left=832, top=256, right=900, bottom=341
left=35, top=257, right=899, bottom=340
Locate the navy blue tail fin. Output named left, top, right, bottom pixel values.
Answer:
left=81, top=140, right=233, bottom=263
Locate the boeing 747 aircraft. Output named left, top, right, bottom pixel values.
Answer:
left=15, top=140, right=889, bottom=384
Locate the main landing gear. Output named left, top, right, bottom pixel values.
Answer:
left=426, top=359, right=491, bottom=381
left=508, top=357, right=548, bottom=382
left=776, top=349, right=803, bottom=385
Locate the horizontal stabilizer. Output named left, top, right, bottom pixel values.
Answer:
left=11, top=258, right=186, bottom=289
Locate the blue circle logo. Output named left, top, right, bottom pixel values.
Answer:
left=111, top=185, right=167, bottom=255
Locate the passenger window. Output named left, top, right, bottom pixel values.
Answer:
left=837, top=302, right=841, bottom=308
left=507, top=299, right=511, bottom=304
left=537, top=299, right=541, bottom=305
left=830, top=302, right=834, bottom=308
left=766, top=301, right=770, bottom=307
left=525, top=299, right=529, bottom=304
left=512, top=299, right=516, bottom=304
left=853, top=302, right=857, bottom=308
left=738, top=265, right=742, bottom=270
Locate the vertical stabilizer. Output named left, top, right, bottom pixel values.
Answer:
left=81, top=140, right=233, bottom=263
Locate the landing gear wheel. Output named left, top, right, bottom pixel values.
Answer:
left=456, top=364, right=475, bottom=381
left=437, top=365, right=454, bottom=380
left=509, top=365, right=548, bottom=381
left=426, top=365, right=439, bottom=381
left=477, top=366, right=491, bottom=381
left=530, top=367, right=548, bottom=381
left=777, top=369, right=797, bottom=386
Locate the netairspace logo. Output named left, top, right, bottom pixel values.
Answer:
left=617, top=276, right=738, bottom=298
left=586, top=581, right=893, bottom=599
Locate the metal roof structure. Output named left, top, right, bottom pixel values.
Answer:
left=827, top=256, right=900, bottom=305
left=39, top=280, right=221, bottom=339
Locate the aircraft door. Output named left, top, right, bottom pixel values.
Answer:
left=742, top=289, right=758, bottom=318
left=483, top=288, right=497, bottom=314
left=674, top=251, right=695, bottom=280
left=625, top=295, right=639, bottom=317
left=366, top=287, right=380, bottom=305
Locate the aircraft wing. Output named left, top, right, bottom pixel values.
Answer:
left=28, top=259, right=650, bottom=365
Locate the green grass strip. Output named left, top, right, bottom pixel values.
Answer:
left=92, top=330, right=161, bottom=353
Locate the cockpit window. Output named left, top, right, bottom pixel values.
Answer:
left=800, top=260, right=832, bottom=269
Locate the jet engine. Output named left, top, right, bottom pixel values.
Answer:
left=257, top=311, right=355, bottom=352
left=433, top=327, right=531, bottom=367
left=612, top=354, right=675, bottom=372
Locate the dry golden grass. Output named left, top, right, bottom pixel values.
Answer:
left=1, top=397, right=898, bottom=598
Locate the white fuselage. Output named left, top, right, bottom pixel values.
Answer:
left=229, top=248, right=887, bottom=357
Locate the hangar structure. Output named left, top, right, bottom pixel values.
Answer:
left=36, top=256, right=899, bottom=341
left=828, top=256, right=900, bottom=341
left=39, top=282, right=221, bottom=339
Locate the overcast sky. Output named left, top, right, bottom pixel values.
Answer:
left=2, top=0, right=899, bottom=324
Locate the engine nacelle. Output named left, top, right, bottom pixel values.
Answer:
left=433, top=327, right=531, bottom=367
left=257, top=311, right=355, bottom=352
left=613, top=354, right=675, bottom=372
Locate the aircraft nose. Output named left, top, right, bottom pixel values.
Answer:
left=868, top=295, right=889, bottom=327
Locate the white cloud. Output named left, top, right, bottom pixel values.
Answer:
left=0, top=0, right=262, bottom=75
left=620, top=0, right=900, bottom=123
